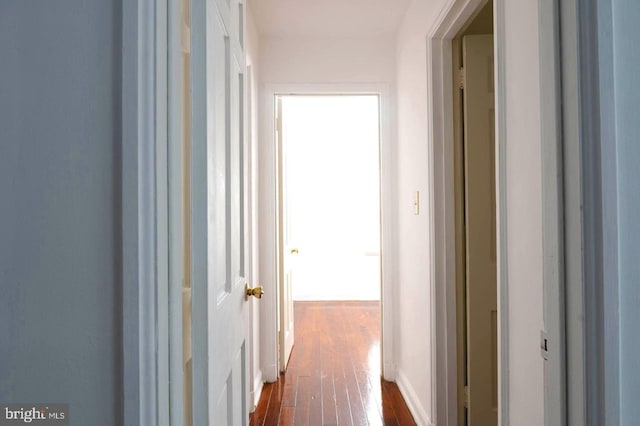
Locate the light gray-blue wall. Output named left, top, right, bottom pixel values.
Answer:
left=612, top=0, right=640, bottom=422
left=0, top=1, right=122, bottom=425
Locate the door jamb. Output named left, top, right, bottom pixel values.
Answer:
left=259, top=83, right=397, bottom=383
left=426, top=1, right=509, bottom=424
left=538, top=1, right=568, bottom=424
left=167, top=0, right=187, bottom=423
left=560, top=0, right=619, bottom=424
left=122, top=0, right=169, bottom=424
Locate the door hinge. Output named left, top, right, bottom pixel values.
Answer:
left=458, top=67, right=466, bottom=90
left=463, top=385, right=469, bottom=408
left=540, top=330, right=549, bottom=360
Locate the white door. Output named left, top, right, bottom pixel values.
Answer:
left=190, top=0, right=250, bottom=424
left=462, top=34, right=497, bottom=426
left=277, top=97, right=295, bottom=371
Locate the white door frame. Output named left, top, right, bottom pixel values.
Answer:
left=166, top=0, right=188, bottom=422
left=122, top=0, right=170, bottom=424
left=258, top=83, right=397, bottom=383
left=125, top=0, right=258, bottom=422
left=537, top=0, right=618, bottom=424
left=538, top=0, right=567, bottom=424
left=559, top=0, right=620, bottom=424
left=246, top=66, right=264, bottom=411
left=426, top=1, right=509, bottom=424
left=429, top=1, right=574, bottom=425
left=122, top=0, right=202, bottom=423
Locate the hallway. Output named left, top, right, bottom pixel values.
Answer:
left=250, top=302, right=415, bottom=425
left=4, top=0, right=640, bottom=424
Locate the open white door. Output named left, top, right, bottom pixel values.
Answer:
left=462, top=34, right=497, bottom=426
left=189, top=0, right=252, bottom=424
left=277, top=96, right=295, bottom=372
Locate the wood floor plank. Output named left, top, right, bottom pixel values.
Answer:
left=279, top=407, right=296, bottom=426
left=321, top=373, right=338, bottom=425
left=333, top=369, right=354, bottom=426
left=307, top=306, right=323, bottom=426
left=281, top=377, right=297, bottom=407
left=343, top=358, right=369, bottom=426
left=251, top=382, right=273, bottom=426
left=263, top=380, right=284, bottom=426
left=249, top=301, right=416, bottom=426
left=383, top=380, right=416, bottom=425
left=381, top=383, right=401, bottom=425
left=294, top=375, right=311, bottom=426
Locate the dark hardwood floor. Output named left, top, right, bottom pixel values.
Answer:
left=250, top=301, right=416, bottom=426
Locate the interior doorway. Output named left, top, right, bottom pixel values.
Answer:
left=276, top=94, right=383, bottom=371
left=452, top=2, right=497, bottom=425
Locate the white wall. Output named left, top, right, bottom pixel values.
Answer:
left=246, top=4, right=262, bottom=410
left=259, top=35, right=396, bottom=84
left=395, top=0, right=545, bottom=424
left=394, top=1, right=442, bottom=424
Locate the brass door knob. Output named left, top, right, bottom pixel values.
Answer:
left=245, top=284, right=264, bottom=300
left=291, top=248, right=299, bottom=254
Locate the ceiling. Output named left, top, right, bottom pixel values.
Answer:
left=248, top=0, right=412, bottom=38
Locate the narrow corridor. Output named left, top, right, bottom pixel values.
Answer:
left=250, top=302, right=415, bottom=425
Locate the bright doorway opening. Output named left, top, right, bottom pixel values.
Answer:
left=279, top=95, right=382, bottom=302
left=252, top=94, right=412, bottom=425
left=276, top=94, right=383, bottom=374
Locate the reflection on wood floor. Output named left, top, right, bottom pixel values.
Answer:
left=250, top=301, right=416, bottom=426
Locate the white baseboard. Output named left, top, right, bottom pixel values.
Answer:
left=396, top=369, right=433, bottom=426
left=383, top=361, right=397, bottom=381
left=261, top=362, right=279, bottom=383
left=250, top=370, right=264, bottom=412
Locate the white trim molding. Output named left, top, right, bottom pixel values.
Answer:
left=397, top=370, right=433, bottom=426
left=426, top=0, right=509, bottom=424
left=560, top=0, right=621, bottom=424
left=250, top=370, right=264, bottom=411
left=494, top=1, right=510, bottom=424
left=258, top=82, right=397, bottom=383
left=122, top=0, right=162, bottom=424
left=538, top=0, right=567, bottom=424
left=167, top=0, right=186, bottom=423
